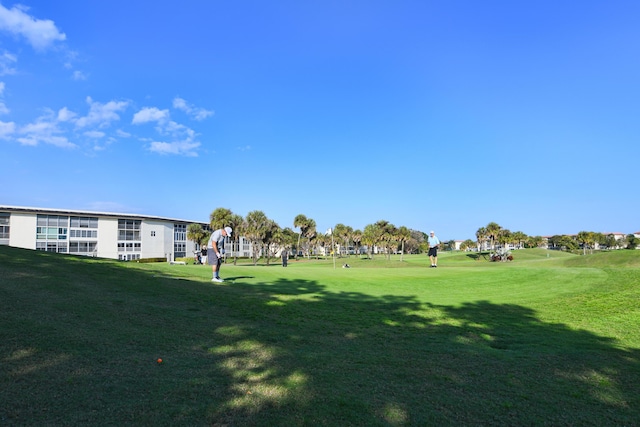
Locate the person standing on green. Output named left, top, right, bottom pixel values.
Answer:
left=207, top=226, right=232, bottom=282
left=427, top=230, right=440, bottom=268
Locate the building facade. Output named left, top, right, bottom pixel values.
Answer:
left=0, top=205, right=209, bottom=261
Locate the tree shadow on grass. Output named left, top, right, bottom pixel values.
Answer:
left=194, top=279, right=640, bottom=426
left=1, top=247, right=639, bottom=426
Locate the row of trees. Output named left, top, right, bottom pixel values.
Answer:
left=456, top=222, right=638, bottom=253
left=188, top=214, right=638, bottom=264
left=547, top=231, right=638, bottom=252
left=186, top=209, right=436, bottom=265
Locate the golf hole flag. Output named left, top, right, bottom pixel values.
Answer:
left=326, top=228, right=332, bottom=235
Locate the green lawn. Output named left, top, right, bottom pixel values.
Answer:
left=1, top=246, right=639, bottom=426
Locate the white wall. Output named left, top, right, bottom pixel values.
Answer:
left=141, top=220, right=174, bottom=260
left=97, top=217, right=119, bottom=259
left=9, top=213, right=37, bottom=250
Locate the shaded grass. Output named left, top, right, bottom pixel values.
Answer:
left=1, top=246, right=639, bottom=426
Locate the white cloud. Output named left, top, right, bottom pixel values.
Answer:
left=162, top=120, right=196, bottom=139
left=172, top=97, right=214, bottom=121
left=0, top=4, right=66, bottom=51
left=72, top=70, right=87, bottom=80
left=116, top=129, right=131, bottom=138
left=0, top=51, right=16, bottom=76
left=57, top=107, right=77, bottom=122
left=0, top=82, right=8, bottom=114
left=75, top=96, right=128, bottom=128
left=17, top=114, right=76, bottom=148
left=148, top=139, right=200, bottom=157
left=0, top=120, right=15, bottom=137
left=84, top=130, right=105, bottom=138
left=132, top=107, right=169, bottom=124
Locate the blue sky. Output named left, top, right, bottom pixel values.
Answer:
left=2, top=1, right=639, bottom=241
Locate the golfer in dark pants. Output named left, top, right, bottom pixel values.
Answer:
left=428, top=230, right=440, bottom=268
left=207, top=226, right=232, bottom=282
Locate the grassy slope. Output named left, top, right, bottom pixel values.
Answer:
left=1, top=247, right=639, bottom=426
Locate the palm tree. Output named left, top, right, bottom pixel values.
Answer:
left=209, top=207, right=233, bottom=230
left=497, top=228, right=512, bottom=250
left=352, top=229, right=363, bottom=257
left=245, top=210, right=269, bottom=265
left=187, top=223, right=206, bottom=256
left=293, top=214, right=311, bottom=259
left=511, top=231, right=528, bottom=249
left=375, top=220, right=396, bottom=260
left=396, top=226, right=411, bottom=262
left=227, top=213, right=244, bottom=264
left=460, top=239, right=475, bottom=251
left=262, top=219, right=281, bottom=265
left=577, top=231, right=597, bottom=255
left=526, top=235, right=544, bottom=248
left=333, top=223, right=347, bottom=256
left=307, top=220, right=317, bottom=258
left=485, top=222, right=502, bottom=252
left=363, top=221, right=387, bottom=259
left=475, top=227, right=488, bottom=252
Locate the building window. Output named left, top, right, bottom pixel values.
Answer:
left=174, top=224, right=187, bottom=258
left=174, top=223, right=186, bottom=241
left=69, top=242, right=98, bottom=254
left=0, top=213, right=9, bottom=240
left=70, top=229, right=98, bottom=238
left=36, top=215, right=69, bottom=253
left=70, top=217, right=98, bottom=228
left=118, top=219, right=141, bottom=241
left=174, top=242, right=186, bottom=259
left=118, top=242, right=141, bottom=252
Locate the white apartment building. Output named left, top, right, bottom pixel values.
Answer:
left=0, top=205, right=213, bottom=261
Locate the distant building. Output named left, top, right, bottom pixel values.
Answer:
left=0, top=205, right=212, bottom=261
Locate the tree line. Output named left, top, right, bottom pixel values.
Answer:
left=186, top=208, right=438, bottom=265
left=459, top=222, right=639, bottom=253
left=188, top=213, right=639, bottom=265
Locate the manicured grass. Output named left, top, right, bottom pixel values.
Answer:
left=1, top=246, right=639, bottom=426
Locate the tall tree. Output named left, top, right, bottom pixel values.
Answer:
left=476, top=227, right=488, bottom=252
left=293, top=214, right=315, bottom=259
left=526, top=235, right=544, bottom=248
left=187, top=223, right=206, bottom=251
left=485, top=222, right=502, bottom=251
left=333, top=223, right=348, bottom=256
left=245, top=210, right=269, bottom=265
left=209, top=207, right=233, bottom=230
left=460, top=239, right=475, bottom=251
left=577, top=231, right=596, bottom=255
left=293, top=214, right=307, bottom=259
left=262, top=219, right=281, bottom=265
left=396, top=226, right=411, bottom=261
left=228, top=213, right=244, bottom=265
left=511, top=231, right=528, bottom=249
left=363, top=221, right=389, bottom=259
left=497, top=228, right=512, bottom=249
left=306, top=219, right=317, bottom=258
left=352, top=229, right=363, bottom=257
